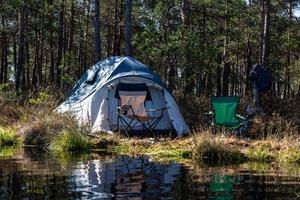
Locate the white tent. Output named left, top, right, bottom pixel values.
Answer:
left=57, top=56, right=189, bottom=136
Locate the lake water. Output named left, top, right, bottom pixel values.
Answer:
left=0, top=147, right=300, bottom=200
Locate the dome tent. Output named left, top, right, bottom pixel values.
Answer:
left=57, top=56, right=189, bottom=136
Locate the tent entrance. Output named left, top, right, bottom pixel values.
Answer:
left=107, top=80, right=172, bottom=133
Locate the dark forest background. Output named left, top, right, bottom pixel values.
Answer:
left=1, top=0, right=300, bottom=123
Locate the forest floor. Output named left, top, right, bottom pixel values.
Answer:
left=0, top=91, right=299, bottom=165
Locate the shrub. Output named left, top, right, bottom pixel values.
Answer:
left=194, top=137, right=244, bottom=164
left=53, top=129, right=90, bottom=153
left=29, top=91, right=50, bottom=105
left=22, top=112, right=90, bottom=148
left=0, top=83, right=10, bottom=92
left=246, top=143, right=274, bottom=162
left=0, top=127, right=18, bottom=146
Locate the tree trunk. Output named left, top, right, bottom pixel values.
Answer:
left=68, top=0, right=75, bottom=54
left=261, top=0, right=270, bottom=68
left=32, top=28, right=38, bottom=87
left=25, top=41, right=30, bottom=89
left=124, top=0, right=132, bottom=56
left=113, top=0, right=122, bottom=56
left=168, top=54, right=176, bottom=91
left=259, top=0, right=265, bottom=65
left=38, top=28, right=44, bottom=87
left=106, top=0, right=112, bottom=57
left=49, top=29, right=55, bottom=84
left=0, top=18, right=8, bottom=83
left=112, top=0, right=119, bottom=55
left=95, top=0, right=101, bottom=61
left=83, top=0, right=91, bottom=70
left=222, top=0, right=230, bottom=96
left=16, top=7, right=26, bottom=91
left=245, top=34, right=252, bottom=93
left=56, top=0, right=65, bottom=87
left=284, top=1, right=292, bottom=98
left=216, top=52, right=222, bottom=96
left=222, top=62, right=230, bottom=96
left=13, top=34, right=17, bottom=75
left=181, top=0, right=194, bottom=95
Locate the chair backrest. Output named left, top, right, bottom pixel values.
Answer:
left=211, top=96, right=240, bottom=126
left=118, top=83, right=148, bottom=117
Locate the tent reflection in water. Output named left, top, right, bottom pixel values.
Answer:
left=57, top=56, right=189, bottom=136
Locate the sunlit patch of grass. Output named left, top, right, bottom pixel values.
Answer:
left=0, top=127, right=19, bottom=147
left=107, top=143, right=131, bottom=154
left=154, top=149, right=192, bottom=159
left=279, top=147, right=300, bottom=164
left=194, top=136, right=244, bottom=164
left=0, top=146, right=18, bottom=157
left=53, top=129, right=91, bottom=153
left=246, top=143, right=275, bottom=162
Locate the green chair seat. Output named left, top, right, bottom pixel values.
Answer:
left=211, top=96, right=244, bottom=129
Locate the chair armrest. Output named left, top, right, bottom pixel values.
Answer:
left=204, top=111, right=214, bottom=115
left=236, top=114, right=246, bottom=120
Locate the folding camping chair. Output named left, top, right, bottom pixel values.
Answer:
left=205, top=96, right=249, bottom=135
left=116, top=83, right=166, bottom=134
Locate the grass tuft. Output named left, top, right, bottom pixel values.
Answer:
left=0, top=127, right=18, bottom=147
left=22, top=112, right=91, bottom=148
left=246, top=143, right=274, bottom=162
left=53, top=129, right=91, bottom=153
left=194, top=136, right=244, bottom=164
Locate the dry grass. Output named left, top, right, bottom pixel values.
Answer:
left=88, top=131, right=300, bottom=164
left=21, top=112, right=90, bottom=148
left=0, top=96, right=22, bottom=125
left=194, top=134, right=244, bottom=163
left=248, top=114, right=299, bottom=139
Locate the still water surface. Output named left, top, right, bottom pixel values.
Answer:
left=0, top=147, right=299, bottom=200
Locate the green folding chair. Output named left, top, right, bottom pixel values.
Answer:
left=206, top=96, right=246, bottom=134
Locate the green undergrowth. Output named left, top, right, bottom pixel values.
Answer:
left=246, top=143, right=275, bottom=162
left=0, top=127, right=19, bottom=147
left=52, top=129, right=91, bottom=153
left=0, top=146, right=19, bottom=157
